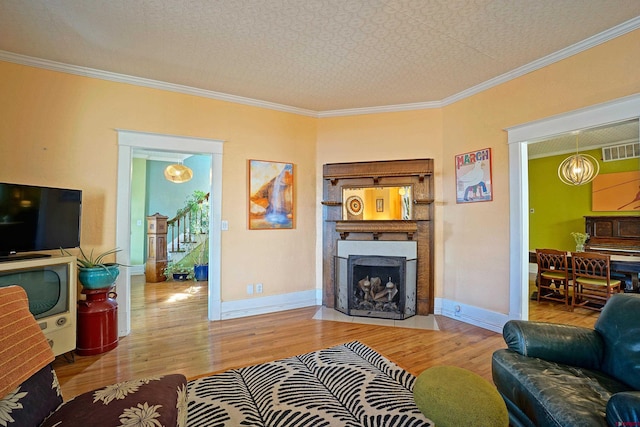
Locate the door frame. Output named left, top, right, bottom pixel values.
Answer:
left=506, top=93, right=640, bottom=322
left=115, top=129, right=224, bottom=336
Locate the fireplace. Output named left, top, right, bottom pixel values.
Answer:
left=335, top=240, right=417, bottom=320
left=322, top=159, right=434, bottom=314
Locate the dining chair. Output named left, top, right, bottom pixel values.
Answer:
left=571, top=251, right=621, bottom=312
left=535, top=249, right=571, bottom=310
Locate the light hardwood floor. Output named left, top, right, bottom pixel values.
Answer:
left=53, top=275, right=600, bottom=399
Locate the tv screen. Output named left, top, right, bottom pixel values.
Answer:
left=0, top=183, right=82, bottom=256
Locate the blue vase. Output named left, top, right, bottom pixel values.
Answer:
left=194, top=264, right=208, bottom=281
left=78, top=264, right=120, bottom=289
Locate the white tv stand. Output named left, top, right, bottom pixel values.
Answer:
left=0, top=256, right=77, bottom=357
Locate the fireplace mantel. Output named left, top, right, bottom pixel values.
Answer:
left=322, top=159, right=434, bottom=315
left=333, top=220, right=418, bottom=240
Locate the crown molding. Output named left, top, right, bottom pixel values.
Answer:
left=441, top=16, right=640, bottom=107
left=1, top=15, right=638, bottom=118
left=318, top=100, right=443, bottom=118
left=0, top=50, right=318, bottom=118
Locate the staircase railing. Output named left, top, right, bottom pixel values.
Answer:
left=167, top=192, right=209, bottom=254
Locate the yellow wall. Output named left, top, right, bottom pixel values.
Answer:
left=0, top=61, right=318, bottom=302
left=317, top=29, right=640, bottom=315
left=438, top=29, right=640, bottom=313
left=316, top=109, right=446, bottom=292
left=1, top=28, right=639, bottom=316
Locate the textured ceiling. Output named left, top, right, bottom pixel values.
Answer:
left=0, top=0, right=639, bottom=113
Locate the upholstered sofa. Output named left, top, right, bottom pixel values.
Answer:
left=492, top=293, right=640, bottom=427
left=0, top=285, right=187, bottom=427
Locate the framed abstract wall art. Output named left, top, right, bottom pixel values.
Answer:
left=455, top=148, right=493, bottom=203
left=248, top=159, right=294, bottom=229
left=592, top=170, right=640, bottom=211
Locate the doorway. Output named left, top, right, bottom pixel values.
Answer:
left=507, top=94, right=640, bottom=322
left=116, top=130, right=224, bottom=336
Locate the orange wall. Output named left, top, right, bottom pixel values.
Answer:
left=439, top=29, right=640, bottom=313
left=316, top=109, right=445, bottom=289
left=317, top=29, right=640, bottom=314
left=0, top=62, right=318, bottom=302
left=1, top=28, right=639, bottom=315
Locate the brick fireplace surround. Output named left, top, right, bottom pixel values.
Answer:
left=322, top=159, right=434, bottom=315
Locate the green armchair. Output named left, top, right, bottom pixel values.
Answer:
left=492, top=293, right=640, bottom=427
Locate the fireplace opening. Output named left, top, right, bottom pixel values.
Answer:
left=335, top=240, right=417, bottom=320
left=349, top=255, right=406, bottom=318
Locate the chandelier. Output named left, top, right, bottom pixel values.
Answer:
left=557, top=134, right=600, bottom=186
left=164, top=163, right=193, bottom=183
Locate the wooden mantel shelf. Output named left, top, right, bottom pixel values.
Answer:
left=324, top=159, right=433, bottom=186
left=334, top=220, right=419, bottom=240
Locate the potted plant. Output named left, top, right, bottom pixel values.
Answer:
left=61, top=247, right=121, bottom=290
left=163, top=261, right=193, bottom=281
left=184, top=190, right=209, bottom=235
left=571, top=232, right=589, bottom=252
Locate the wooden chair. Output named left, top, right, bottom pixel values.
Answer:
left=535, top=249, right=571, bottom=310
left=571, top=251, right=621, bottom=312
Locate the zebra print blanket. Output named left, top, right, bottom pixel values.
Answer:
left=186, top=341, right=432, bottom=426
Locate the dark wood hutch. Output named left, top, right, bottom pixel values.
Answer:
left=322, top=159, right=435, bottom=314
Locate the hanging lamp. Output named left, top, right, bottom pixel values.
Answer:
left=164, top=163, right=193, bottom=183
left=557, top=134, right=600, bottom=186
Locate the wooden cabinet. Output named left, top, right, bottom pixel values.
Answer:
left=145, top=214, right=168, bottom=283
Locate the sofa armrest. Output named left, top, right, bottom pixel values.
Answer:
left=606, top=392, right=640, bottom=427
left=503, top=320, right=603, bottom=369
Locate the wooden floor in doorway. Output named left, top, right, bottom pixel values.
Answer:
left=53, top=275, right=599, bottom=399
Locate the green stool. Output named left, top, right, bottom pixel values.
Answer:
left=413, top=365, right=508, bottom=427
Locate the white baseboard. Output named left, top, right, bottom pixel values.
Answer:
left=434, top=297, right=509, bottom=333
left=213, top=289, right=510, bottom=334
left=130, top=265, right=145, bottom=275
left=221, top=289, right=322, bottom=320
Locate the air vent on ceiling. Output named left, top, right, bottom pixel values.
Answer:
left=601, top=142, right=640, bottom=162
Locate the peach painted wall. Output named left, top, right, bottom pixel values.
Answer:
left=439, top=29, right=640, bottom=313
left=315, top=109, right=445, bottom=291
left=0, top=61, right=318, bottom=302
left=316, top=29, right=640, bottom=315
left=1, top=28, right=638, bottom=318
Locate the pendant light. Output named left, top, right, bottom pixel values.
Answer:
left=557, top=133, right=600, bottom=186
left=164, top=163, right=193, bottom=183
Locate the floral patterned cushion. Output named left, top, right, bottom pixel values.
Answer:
left=41, top=374, right=187, bottom=427
left=0, top=364, right=62, bottom=427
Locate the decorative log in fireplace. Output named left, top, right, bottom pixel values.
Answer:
left=322, top=159, right=434, bottom=315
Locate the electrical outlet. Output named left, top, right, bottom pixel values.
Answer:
left=221, top=220, right=229, bottom=231
left=256, top=283, right=263, bottom=293
left=246, top=284, right=253, bottom=295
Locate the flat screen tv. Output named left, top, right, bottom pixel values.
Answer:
left=0, top=183, right=82, bottom=258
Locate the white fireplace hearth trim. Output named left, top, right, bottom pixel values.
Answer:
left=434, top=297, right=509, bottom=333
left=313, top=307, right=439, bottom=331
